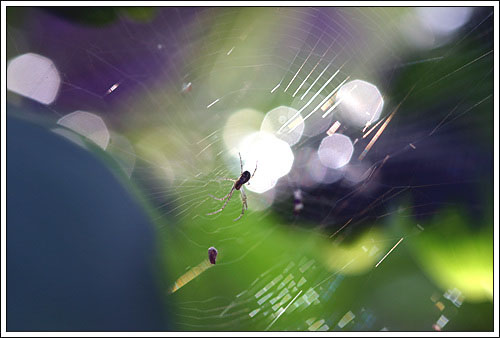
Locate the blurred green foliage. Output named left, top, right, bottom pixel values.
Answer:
left=389, top=37, right=494, bottom=145
left=149, top=181, right=493, bottom=331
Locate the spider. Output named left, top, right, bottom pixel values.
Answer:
left=206, top=153, right=257, bottom=221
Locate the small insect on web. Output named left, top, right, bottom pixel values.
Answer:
left=169, top=246, right=218, bottom=294
left=206, top=153, right=257, bottom=221
left=208, top=246, right=218, bottom=264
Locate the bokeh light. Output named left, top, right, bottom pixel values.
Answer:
left=237, top=131, right=294, bottom=193
left=223, top=108, right=264, bottom=157
left=7, top=53, right=61, bottom=105
left=336, top=79, right=384, bottom=129
left=401, top=7, right=475, bottom=49
left=261, top=106, right=304, bottom=146
left=57, top=111, right=110, bottom=150
left=416, top=7, right=474, bottom=37
left=317, top=134, right=354, bottom=169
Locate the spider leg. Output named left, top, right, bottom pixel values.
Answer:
left=238, top=152, right=243, bottom=174
left=208, top=191, right=232, bottom=201
left=212, top=178, right=236, bottom=183
left=207, top=188, right=234, bottom=216
left=208, top=194, right=228, bottom=201
left=233, top=187, right=248, bottom=222
left=239, top=186, right=247, bottom=205
left=247, top=162, right=258, bottom=185
left=251, top=161, right=258, bottom=178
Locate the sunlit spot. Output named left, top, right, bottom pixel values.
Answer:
left=7, top=53, right=61, bottom=105
left=401, top=7, right=475, bottom=49
left=336, top=80, right=384, bottom=129
left=237, top=131, right=294, bottom=193
left=317, top=134, right=354, bottom=169
left=57, top=111, right=110, bottom=150
left=223, top=108, right=264, bottom=157
left=416, top=7, right=474, bottom=36
left=323, top=228, right=387, bottom=275
left=261, top=106, right=304, bottom=146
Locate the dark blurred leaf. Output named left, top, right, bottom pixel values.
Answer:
left=42, top=7, right=119, bottom=26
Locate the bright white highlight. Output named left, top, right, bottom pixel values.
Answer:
left=238, top=132, right=294, bottom=193
left=336, top=80, right=384, bottom=128
left=401, top=7, right=475, bottom=49
left=7, top=53, right=61, bottom=105
left=261, top=106, right=304, bottom=146
left=317, top=134, right=354, bottom=169
left=416, top=7, right=474, bottom=36
left=57, top=111, right=110, bottom=150
left=223, top=108, right=264, bottom=156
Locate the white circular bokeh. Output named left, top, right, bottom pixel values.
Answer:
left=223, top=108, right=264, bottom=157
left=237, top=131, right=294, bottom=193
left=57, top=111, right=110, bottom=150
left=336, top=79, right=384, bottom=128
left=261, top=105, right=304, bottom=146
left=401, top=7, right=475, bottom=49
left=7, top=53, right=61, bottom=105
left=416, top=7, right=474, bottom=37
left=318, top=133, right=354, bottom=169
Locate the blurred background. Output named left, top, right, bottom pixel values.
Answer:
left=6, top=6, right=494, bottom=332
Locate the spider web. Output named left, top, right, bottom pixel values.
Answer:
left=6, top=6, right=495, bottom=331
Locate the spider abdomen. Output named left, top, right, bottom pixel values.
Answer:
left=235, top=171, right=251, bottom=190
